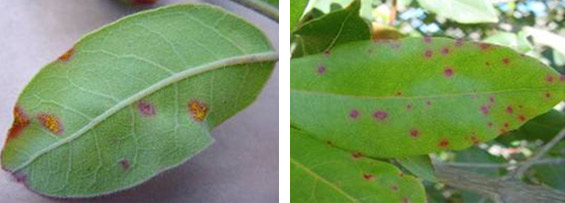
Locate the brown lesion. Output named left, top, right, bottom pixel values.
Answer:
left=37, top=113, right=64, bottom=135
left=187, top=99, right=208, bottom=122
left=58, top=48, right=74, bottom=61
left=6, top=106, right=30, bottom=141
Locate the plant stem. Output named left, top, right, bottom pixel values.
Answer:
left=437, top=158, right=565, bottom=168
left=229, top=0, right=279, bottom=22
left=507, top=127, right=565, bottom=180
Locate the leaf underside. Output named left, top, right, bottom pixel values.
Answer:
left=1, top=4, right=276, bottom=197
left=290, top=128, right=426, bottom=202
left=291, top=37, right=565, bottom=158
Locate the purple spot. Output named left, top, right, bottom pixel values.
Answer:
left=423, top=36, right=432, bottom=43
left=138, top=100, right=156, bottom=116
left=506, top=106, right=514, bottom=114
left=441, top=47, right=450, bottom=55
left=350, top=110, right=359, bottom=119
left=560, top=75, right=565, bottom=82
left=120, top=159, right=130, bottom=170
left=373, top=111, right=388, bottom=120
left=13, top=172, right=27, bottom=183
left=489, top=96, right=495, bottom=103
left=424, top=50, right=433, bottom=58
left=317, top=66, right=326, bottom=74
left=455, top=39, right=464, bottom=47
left=443, top=67, right=454, bottom=77
left=479, top=43, right=492, bottom=50
left=480, top=105, right=489, bottom=114
left=410, top=129, right=420, bottom=138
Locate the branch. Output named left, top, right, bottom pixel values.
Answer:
left=435, top=165, right=565, bottom=203
left=508, top=127, right=565, bottom=180
left=229, top=0, right=279, bottom=22
left=436, top=158, right=565, bottom=169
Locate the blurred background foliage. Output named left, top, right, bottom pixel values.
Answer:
left=293, top=0, right=565, bottom=202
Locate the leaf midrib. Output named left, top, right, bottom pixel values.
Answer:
left=291, top=87, right=563, bottom=100
left=12, top=51, right=278, bottom=172
left=291, top=158, right=358, bottom=202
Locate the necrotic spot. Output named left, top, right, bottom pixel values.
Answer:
left=439, top=139, right=449, bottom=147
left=518, top=115, right=527, bottom=122
left=138, top=100, right=156, bottom=116
left=317, top=65, right=326, bottom=74
left=443, top=67, right=454, bottom=77
left=424, top=50, right=433, bottom=58
left=410, top=129, right=420, bottom=138
left=187, top=99, right=208, bottom=121
left=37, top=113, right=64, bottom=135
left=441, top=47, right=450, bottom=55
left=506, top=106, right=514, bottom=114
left=7, top=106, right=30, bottom=141
left=58, top=48, right=74, bottom=61
left=363, top=173, right=374, bottom=180
left=480, top=105, right=489, bottom=114
left=352, top=152, right=362, bottom=159
left=349, top=110, right=359, bottom=119
left=373, top=111, right=388, bottom=120
left=546, top=75, right=554, bottom=83
left=502, top=58, right=510, bottom=65
left=119, top=159, right=131, bottom=170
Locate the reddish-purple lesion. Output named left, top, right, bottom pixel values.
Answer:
left=58, top=48, right=74, bottom=62
left=137, top=100, right=156, bottom=116
left=119, top=158, right=131, bottom=171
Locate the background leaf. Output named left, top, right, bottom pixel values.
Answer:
left=290, top=128, right=426, bottom=202
left=1, top=4, right=277, bottom=197
left=290, top=0, right=309, bottom=32
left=396, top=155, right=438, bottom=182
left=416, top=0, right=499, bottom=24
left=293, top=0, right=370, bottom=57
left=497, top=109, right=565, bottom=143
left=291, top=37, right=565, bottom=158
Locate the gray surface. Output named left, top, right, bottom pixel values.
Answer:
left=0, top=0, right=278, bottom=202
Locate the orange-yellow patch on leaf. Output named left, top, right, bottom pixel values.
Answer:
left=58, top=48, right=74, bottom=61
left=38, top=113, right=64, bottom=135
left=6, top=106, right=30, bottom=141
left=187, top=100, right=208, bottom=121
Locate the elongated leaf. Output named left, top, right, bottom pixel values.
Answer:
left=290, top=0, right=309, bottom=32
left=396, top=155, right=438, bottom=182
left=1, top=4, right=277, bottom=197
left=416, top=0, right=498, bottom=24
left=291, top=37, right=565, bottom=158
left=293, top=0, right=370, bottom=57
left=290, top=128, right=426, bottom=202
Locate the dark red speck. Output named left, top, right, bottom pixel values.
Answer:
left=352, top=152, right=362, bottom=159
left=120, top=159, right=130, bottom=170
left=439, top=139, right=449, bottom=147
left=502, top=58, right=510, bottom=65
left=546, top=75, right=554, bottom=83
left=363, top=173, right=374, bottom=180
left=518, top=115, right=527, bottom=122
left=410, top=129, right=420, bottom=138
left=441, top=47, right=450, bottom=55
left=489, top=96, right=495, bottom=103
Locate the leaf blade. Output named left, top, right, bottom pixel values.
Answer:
left=1, top=4, right=277, bottom=197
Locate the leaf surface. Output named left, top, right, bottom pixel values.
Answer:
left=291, top=37, right=565, bottom=158
left=293, top=0, right=370, bottom=57
left=290, top=0, right=309, bottom=32
left=416, top=0, right=498, bottom=24
left=396, top=155, right=438, bottom=182
left=290, top=128, right=426, bottom=202
left=1, top=4, right=277, bottom=197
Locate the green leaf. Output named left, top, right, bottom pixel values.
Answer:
left=483, top=31, right=533, bottom=53
left=293, top=0, right=371, bottom=57
left=531, top=162, right=565, bottom=190
left=290, top=0, right=309, bottom=32
left=396, top=155, right=438, bottom=182
left=290, top=37, right=565, bottom=158
left=1, top=4, right=277, bottom=197
left=312, top=0, right=373, bottom=21
left=416, top=0, right=498, bottom=24
left=290, top=128, right=426, bottom=202
left=498, top=109, right=565, bottom=143
left=260, top=0, right=279, bottom=8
